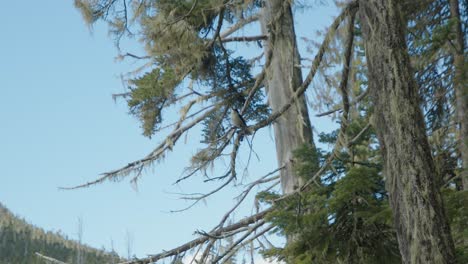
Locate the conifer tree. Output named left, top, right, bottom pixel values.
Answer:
left=358, top=0, right=456, bottom=262
left=69, top=0, right=468, bottom=263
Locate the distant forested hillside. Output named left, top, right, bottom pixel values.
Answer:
left=0, top=203, right=122, bottom=264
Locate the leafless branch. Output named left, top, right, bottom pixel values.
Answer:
left=35, top=253, right=69, bottom=264
left=119, top=52, right=151, bottom=60
left=217, top=168, right=283, bottom=229
left=220, top=14, right=261, bottom=38
left=176, top=130, right=235, bottom=185
left=171, top=132, right=242, bottom=212
left=315, top=89, right=368, bottom=117
left=248, top=1, right=359, bottom=132
left=119, top=208, right=274, bottom=264
left=221, top=35, right=268, bottom=43
left=220, top=224, right=276, bottom=263
left=61, top=105, right=221, bottom=190
left=212, top=220, right=266, bottom=263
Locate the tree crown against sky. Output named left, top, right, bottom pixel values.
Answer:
left=62, top=0, right=468, bottom=263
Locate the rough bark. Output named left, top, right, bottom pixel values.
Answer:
left=358, top=0, right=457, bottom=263
left=260, top=0, right=315, bottom=194
left=449, top=0, right=468, bottom=190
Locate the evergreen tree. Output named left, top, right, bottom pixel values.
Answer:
left=0, top=203, right=122, bottom=264
left=359, top=0, right=456, bottom=262
left=70, top=0, right=467, bottom=263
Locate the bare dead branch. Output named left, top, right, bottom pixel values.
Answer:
left=220, top=224, right=275, bottom=263
left=216, top=168, right=283, bottom=229
left=119, top=208, right=274, bottom=264
left=334, top=9, right=356, bottom=152
left=171, top=175, right=235, bottom=213
left=155, top=103, right=217, bottom=134
left=316, top=89, right=368, bottom=117
left=176, top=130, right=235, bottom=184
left=213, top=220, right=266, bottom=263
left=220, top=14, right=261, bottom=38
left=61, top=105, right=221, bottom=190
left=171, top=132, right=242, bottom=212
left=221, top=35, right=268, bottom=43
left=119, top=52, right=151, bottom=60
left=248, top=1, right=359, bottom=132
left=35, top=253, right=69, bottom=264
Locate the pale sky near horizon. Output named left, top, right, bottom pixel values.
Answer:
left=0, top=0, right=338, bottom=260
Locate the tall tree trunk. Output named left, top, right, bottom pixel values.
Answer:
left=449, top=0, right=468, bottom=190
left=358, top=0, right=456, bottom=263
left=260, top=0, right=316, bottom=194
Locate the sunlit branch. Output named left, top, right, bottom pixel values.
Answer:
left=35, top=253, right=69, bottom=264
left=212, top=220, right=266, bottom=263
left=119, top=208, right=274, bottom=264
left=220, top=224, right=275, bottom=263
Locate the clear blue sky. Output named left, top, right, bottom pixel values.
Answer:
left=0, top=0, right=338, bottom=259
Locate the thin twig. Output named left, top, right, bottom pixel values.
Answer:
left=221, top=35, right=268, bottom=43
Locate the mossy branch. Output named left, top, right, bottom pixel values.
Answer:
left=247, top=1, right=358, bottom=133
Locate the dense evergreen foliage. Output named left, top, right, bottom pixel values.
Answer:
left=0, top=203, right=121, bottom=264
left=256, top=1, right=468, bottom=262
left=260, top=127, right=468, bottom=263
